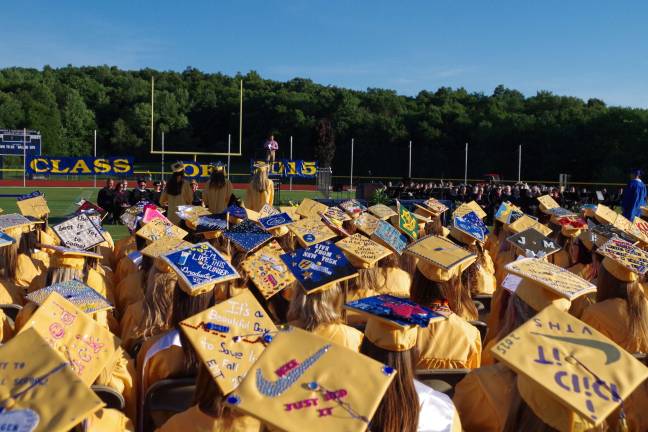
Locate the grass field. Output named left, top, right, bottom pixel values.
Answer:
left=0, top=187, right=320, bottom=241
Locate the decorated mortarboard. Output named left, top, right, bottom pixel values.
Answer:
left=396, top=201, right=419, bottom=240
left=162, top=242, right=240, bottom=295
left=142, top=206, right=167, bottom=224
left=191, top=213, right=228, bottom=234
left=345, top=294, right=446, bottom=328
left=589, top=219, right=637, bottom=246
left=52, top=213, right=105, bottom=250
left=227, top=204, right=249, bottom=220
left=225, top=326, right=395, bottom=432
left=16, top=191, right=50, bottom=220
left=323, top=206, right=352, bottom=224
left=506, top=228, right=561, bottom=258
left=259, top=203, right=281, bottom=218
left=405, top=235, right=476, bottom=282
left=505, top=257, right=597, bottom=301
left=223, top=219, right=273, bottom=253
left=120, top=201, right=163, bottom=230
left=26, top=279, right=112, bottom=314
left=545, top=207, right=577, bottom=218
left=258, top=212, right=293, bottom=231
left=506, top=208, right=526, bottom=225
left=354, top=212, right=381, bottom=236
left=491, top=304, right=648, bottom=431
left=367, top=203, right=397, bottom=220
left=339, top=199, right=367, bottom=218
left=20, top=291, right=119, bottom=385
left=453, top=210, right=489, bottom=243
left=0, top=328, right=104, bottom=432
left=508, top=214, right=552, bottom=236
left=280, top=241, right=358, bottom=294
left=295, top=198, right=328, bottom=220
left=136, top=218, right=188, bottom=242
left=320, top=211, right=352, bottom=238
left=593, top=204, right=619, bottom=225
left=0, top=230, right=15, bottom=247
left=140, top=237, right=192, bottom=258
left=336, top=233, right=392, bottom=269
left=241, top=241, right=296, bottom=299
left=76, top=199, right=106, bottom=216
left=279, top=205, right=301, bottom=221
left=454, top=200, right=487, bottom=220
left=180, top=289, right=278, bottom=394
left=127, top=250, right=143, bottom=270
left=371, top=219, right=408, bottom=255
left=288, top=217, right=337, bottom=248
left=597, top=237, right=648, bottom=277
left=0, top=213, right=35, bottom=231
left=536, top=194, right=560, bottom=212
left=175, top=204, right=212, bottom=222
left=555, top=215, right=587, bottom=229
left=494, top=201, right=518, bottom=224
left=629, top=217, right=648, bottom=244
left=414, top=197, right=448, bottom=217
left=39, top=244, right=103, bottom=260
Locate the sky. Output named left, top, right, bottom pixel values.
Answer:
left=2, top=1, right=648, bottom=107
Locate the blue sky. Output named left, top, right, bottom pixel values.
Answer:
left=2, top=1, right=647, bottom=107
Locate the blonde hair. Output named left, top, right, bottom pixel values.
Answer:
left=287, top=284, right=343, bottom=331
left=133, top=269, right=177, bottom=341
left=356, top=255, right=400, bottom=292
left=47, top=267, right=84, bottom=286
left=251, top=167, right=270, bottom=193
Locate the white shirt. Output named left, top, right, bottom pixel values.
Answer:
left=414, top=379, right=459, bottom=432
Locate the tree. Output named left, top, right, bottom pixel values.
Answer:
left=314, top=118, right=335, bottom=168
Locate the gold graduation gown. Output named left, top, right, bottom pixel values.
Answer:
left=94, top=347, right=138, bottom=422
left=243, top=180, right=275, bottom=212
left=0, top=310, right=13, bottom=342
left=156, top=405, right=261, bottom=432
left=84, top=408, right=135, bottom=432
left=115, top=271, right=145, bottom=315
left=160, top=182, right=194, bottom=225
left=136, top=332, right=187, bottom=398
left=311, top=323, right=364, bottom=352
left=0, top=278, right=24, bottom=305
left=14, top=253, right=45, bottom=289
left=581, top=298, right=648, bottom=353
left=452, top=363, right=516, bottom=432
left=113, top=236, right=136, bottom=271
left=416, top=313, right=482, bottom=369
left=203, top=181, right=233, bottom=214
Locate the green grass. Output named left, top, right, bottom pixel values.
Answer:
left=0, top=187, right=321, bottom=241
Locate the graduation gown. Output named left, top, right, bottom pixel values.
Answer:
left=581, top=298, right=648, bottom=353
left=0, top=278, right=24, bottom=305
left=203, top=181, right=233, bottom=214
left=0, top=310, right=13, bottom=343
left=84, top=408, right=135, bottom=432
left=243, top=180, right=275, bottom=212
left=160, top=182, right=194, bottom=225
left=416, top=313, right=482, bottom=369
left=621, top=178, right=647, bottom=220
left=311, top=323, right=364, bottom=352
left=120, top=300, right=145, bottom=353
left=156, top=405, right=261, bottom=432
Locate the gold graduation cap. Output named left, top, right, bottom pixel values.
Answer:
left=136, top=218, right=188, bottom=242
left=38, top=244, right=103, bottom=270
left=19, top=292, right=120, bottom=385
left=507, top=214, right=552, bottom=236
left=288, top=217, right=337, bottom=248
left=0, top=328, right=104, bottom=432
left=405, top=235, right=477, bottom=282
left=597, top=237, right=648, bottom=283
left=504, top=258, right=597, bottom=309
left=259, top=204, right=281, bottom=218
left=179, top=289, right=278, bottom=394
left=414, top=198, right=448, bottom=218
left=0, top=213, right=38, bottom=231
left=354, top=212, right=381, bottom=236
left=629, top=217, right=648, bottom=244
left=17, top=195, right=50, bottom=220
left=491, top=304, right=648, bottom=431
left=140, top=237, right=192, bottom=259
left=336, top=233, right=392, bottom=269
left=537, top=194, right=560, bottom=212
left=241, top=240, right=296, bottom=299
left=453, top=200, right=486, bottom=220
left=494, top=201, right=521, bottom=224
left=593, top=204, right=619, bottom=226
left=367, top=203, right=397, bottom=220
left=295, top=198, right=328, bottom=220
left=279, top=206, right=301, bottom=221
left=225, top=326, right=396, bottom=432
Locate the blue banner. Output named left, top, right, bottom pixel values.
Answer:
left=26, top=156, right=134, bottom=176
left=250, top=159, right=317, bottom=178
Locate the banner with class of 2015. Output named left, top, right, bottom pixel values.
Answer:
left=26, top=156, right=134, bottom=175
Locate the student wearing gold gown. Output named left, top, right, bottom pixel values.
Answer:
left=160, top=162, right=194, bottom=225
left=202, top=163, right=233, bottom=214
left=243, top=162, right=274, bottom=212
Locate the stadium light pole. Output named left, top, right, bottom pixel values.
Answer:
left=408, top=140, right=412, bottom=178
left=227, top=134, right=231, bottom=180
left=518, top=144, right=522, bottom=183
left=150, top=76, right=154, bottom=154
left=350, top=138, right=354, bottom=191
left=289, top=136, right=293, bottom=191
left=93, top=130, right=97, bottom=188
left=239, top=80, right=243, bottom=158
left=161, top=132, right=165, bottom=181
left=464, top=142, right=468, bottom=185
left=22, top=128, right=26, bottom=187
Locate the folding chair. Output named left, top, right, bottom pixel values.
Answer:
left=469, top=320, right=488, bottom=344
left=415, top=368, right=471, bottom=398
left=91, top=385, right=125, bottom=411
left=142, top=377, right=196, bottom=432
left=0, top=303, right=22, bottom=322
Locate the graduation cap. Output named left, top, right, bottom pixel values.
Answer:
left=506, top=228, right=561, bottom=258
left=545, top=207, right=577, bottom=218
left=494, top=201, right=519, bottom=224
left=452, top=210, right=489, bottom=244
left=345, top=294, right=446, bottom=329
left=280, top=241, right=358, bottom=294
left=414, top=198, right=448, bottom=218
left=339, top=199, right=367, bottom=218
left=354, top=212, right=381, bottom=236
left=320, top=211, right=353, bottom=238
left=335, top=233, right=392, bottom=269
left=162, top=242, right=240, bottom=296
left=76, top=199, right=106, bottom=216
left=506, top=208, right=526, bottom=225
left=505, top=257, right=597, bottom=304
left=223, top=219, right=273, bottom=253
left=279, top=206, right=301, bottom=221
left=241, top=240, right=296, bottom=299
left=38, top=244, right=103, bottom=270
left=295, top=198, right=328, bottom=220
left=288, top=217, right=337, bottom=248
left=16, top=191, right=50, bottom=220
left=536, top=194, right=560, bottom=212
left=597, top=237, right=648, bottom=282
left=258, top=212, right=294, bottom=231
left=454, top=201, right=486, bottom=220
left=141, top=237, right=192, bottom=259
left=367, top=203, right=397, bottom=220
left=142, top=206, right=167, bottom=224
left=371, top=219, right=408, bottom=255
left=225, top=326, right=395, bottom=432
left=20, top=291, right=119, bottom=385
left=555, top=216, right=588, bottom=239
left=52, top=213, right=105, bottom=250
left=226, top=204, right=249, bottom=221
left=507, top=214, right=552, bottom=236
left=323, top=206, right=352, bottom=224
left=189, top=213, right=228, bottom=236
left=136, top=218, right=188, bottom=242
left=593, top=204, right=619, bottom=225
left=396, top=202, right=419, bottom=240
left=26, top=279, right=112, bottom=314
left=0, top=230, right=15, bottom=248
left=127, top=250, right=143, bottom=270
left=179, top=289, right=278, bottom=394
left=259, top=203, right=281, bottom=218
left=175, top=204, right=212, bottom=223
left=629, top=217, right=648, bottom=244
left=405, top=235, right=476, bottom=282
left=589, top=220, right=637, bottom=246
left=0, top=328, right=104, bottom=432
left=0, top=213, right=37, bottom=231
left=491, top=304, right=648, bottom=431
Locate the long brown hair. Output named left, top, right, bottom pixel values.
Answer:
left=208, top=169, right=226, bottom=190
left=133, top=270, right=177, bottom=341
left=360, top=338, right=419, bottom=432
left=597, top=265, right=648, bottom=351
left=460, top=241, right=490, bottom=296
left=494, top=295, right=536, bottom=343
left=286, top=284, right=343, bottom=331
left=166, top=171, right=185, bottom=196
left=410, top=268, right=478, bottom=321
left=193, top=365, right=238, bottom=425
left=356, top=254, right=400, bottom=292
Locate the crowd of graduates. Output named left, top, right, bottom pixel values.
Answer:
left=1, top=160, right=648, bottom=432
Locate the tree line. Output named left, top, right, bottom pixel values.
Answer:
left=0, top=65, right=646, bottom=182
